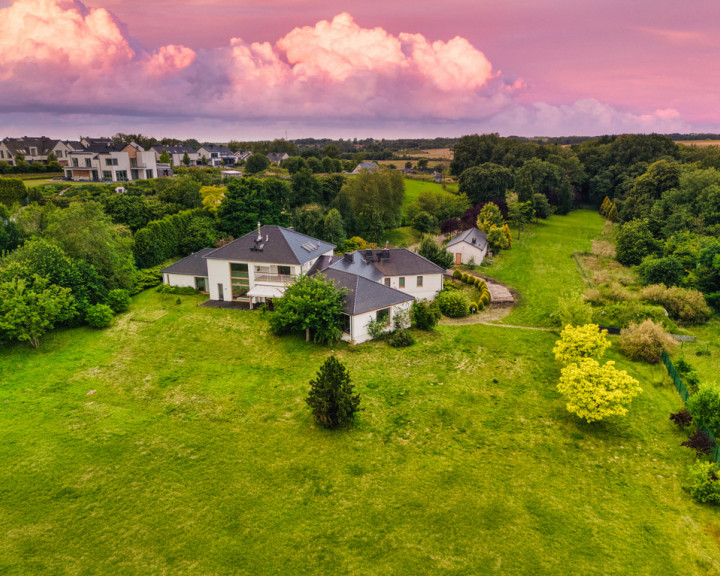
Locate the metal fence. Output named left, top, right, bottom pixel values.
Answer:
left=662, top=351, right=720, bottom=462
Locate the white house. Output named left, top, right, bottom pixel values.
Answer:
left=64, top=142, right=157, bottom=182
left=351, top=161, right=380, bottom=175
left=197, top=145, right=235, bottom=166
left=161, top=227, right=444, bottom=344
left=267, top=152, right=290, bottom=165
left=446, top=228, right=489, bottom=266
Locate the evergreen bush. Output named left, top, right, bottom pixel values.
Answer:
left=437, top=291, right=469, bottom=318
left=388, top=329, right=415, bottom=348
left=306, top=355, right=360, bottom=429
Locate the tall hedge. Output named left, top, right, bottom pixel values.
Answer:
left=0, top=178, right=27, bottom=207
left=133, top=209, right=210, bottom=268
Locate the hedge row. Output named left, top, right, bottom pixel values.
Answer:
left=133, top=209, right=206, bottom=268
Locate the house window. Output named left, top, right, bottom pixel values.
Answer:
left=230, top=263, right=249, bottom=298
left=102, top=171, right=112, bottom=180
left=342, top=314, right=351, bottom=334
left=417, top=276, right=423, bottom=287
left=105, top=158, right=118, bottom=166
left=146, top=170, right=154, bottom=179
left=72, top=158, right=79, bottom=167
left=399, top=277, right=405, bottom=288
left=130, top=158, right=138, bottom=167
left=384, top=278, right=390, bottom=287
left=195, top=277, right=207, bottom=292
left=278, top=265, right=291, bottom=276
left=116, top=170, right=128, bottom=181
left=0, top=151, right=4, bottom=159
left=376, top=308, right=390, bottom=326
left=85, top=158, right=92, bottom=167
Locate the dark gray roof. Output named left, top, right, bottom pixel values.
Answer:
left=205, top=226, right=334, bottom=265
left=307, top=254, right=339, bottom=275
left=317, top=269, right=413, bottom=315
left=446, top=228, right=489, bottom=250
left=333, top=248, right=443, bottom=277
left=161, top=248, right=213, bottom=276
left=351, top=162, right=380, bottom=174
left=2, top=137, right=60, bottom=156
left=200, top=144, right=233, bottom=155
left=152, top=145, right=197, bottom=154
left=327, top=251, right=384, bottom=282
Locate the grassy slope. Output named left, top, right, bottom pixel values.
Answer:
left=2, top=214, right=720, bottom=574
left=402, top=178, right=459, bottom=215
left=482, top=210, right=603, bottom=327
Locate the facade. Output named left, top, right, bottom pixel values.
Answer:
left=267, top=152, right=290, bottom=164
left=0, top=136, right=66, bottom=165
left=197, top=145, right=235, bottom=166
left=64, top=142, right=158, bottom=182
left=446, top=228, right=489, bottom=266
left=161, top=248, right=213, bottom=292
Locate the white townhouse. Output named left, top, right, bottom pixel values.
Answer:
left=64, top=142, right=158, bottom=182
left=150, top=145, right=200, bottom=167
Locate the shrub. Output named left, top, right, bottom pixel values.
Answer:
left=469, top=302, right=478, bottom=313
left=591, top=300, right=670, bottom=329
left=554, top=293, right=594, bottom=327
left=132, top=262, right=166, bottom=294
left=437, top=290, right=469, bottom=318
left=411, top=300, right=441, bottom=330
left=553, top=324, right=611, bottom=363
left=453, top=269, right=462, bottom=279
left=443, top=280, right=459, bottom=291
left=105, top=289, right=131, bottom=313
left=681, top=430, right=716, bottom=456
left=158, top=285, right=198, bottom=295
left=669, top=408, right=693, bottom=428
left=306, top=355, right=360, bottom=429
left=637, top=256, right=685, bottom=287
left=477, top=300, right=485, bottom=311
left=640, top=284, right=712, bottom=325
left=85, top=304, right=114, bottom=328
left=480, top=293, right=490, bottom=307
left=618, top=319, right=678, bottom=363
left=558, top=358, right=642, bottom=422
left=412, top=211, right=438, bottom=233
left=388, top=329, right=415, bottom=348
left=461, top=273, right=470, bottom=283
left=366, top=317, right=389, bottom=340
left=687, top=385, right=720, bottom=438
left=684, top=461, right=720, bottom=505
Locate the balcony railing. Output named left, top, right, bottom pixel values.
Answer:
left=255, top=274, right=296, bottom=284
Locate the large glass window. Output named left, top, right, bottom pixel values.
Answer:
left=278, top=265, right=291, bottom=276
left=376, top=308, right=390, bottom=326
left=230, top=263, right=249, bottom=298
left=195, top=277, right=207, bottom=292
left=342, top=314, right=351, bottom=334
left=102, top=171, right=112, bottom=180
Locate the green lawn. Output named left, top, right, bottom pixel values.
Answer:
left=383, top=225, right=421, bottom=248
left=402, top=178, right=459, bottom=216
left=2, top=283, right=720, bottom=574
left=481, top=210, right=604, bottom=327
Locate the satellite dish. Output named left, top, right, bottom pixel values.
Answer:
left=115, top=186, right=126, bottom=194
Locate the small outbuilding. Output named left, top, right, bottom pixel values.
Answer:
left=446, top=228, right=489, bottom=266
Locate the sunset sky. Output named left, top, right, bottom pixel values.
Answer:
left=1, top=0, right=719, bottom=141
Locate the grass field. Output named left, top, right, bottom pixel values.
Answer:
left=480, top=210, right=604, bottom=327
left=402, top=178, right=459, bottom=214
left=2, top=209, right=720, bottom=574
left=676, top=140, right=720, bottom=148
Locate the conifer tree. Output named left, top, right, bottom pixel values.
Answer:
left=306, top=356, right=360, bottom=429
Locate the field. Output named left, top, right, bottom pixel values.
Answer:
left=676, top=140, right=720, bottom=148
left=479, top=211, right=603, bottom=327
left=1, top=211, right=720, bottom=574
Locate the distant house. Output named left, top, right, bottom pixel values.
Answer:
left=0, top=136, right=67, bottom=166
left=64, top=141, right=158, bottom=182
left=234, top=150, right=252, bottom=163
left=446, top=228, right=489, bottom=266
left=197, top=144, right=235, bottom=166
left=162, top=227, right=444, bottom=344
left=267, top=152, right=290, bottom=165
left=150, top=145, right=200, bottom=166
left=351, top=161, right=380, bottom=175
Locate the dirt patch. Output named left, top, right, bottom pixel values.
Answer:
left=440, top=304, right=512, bottom=326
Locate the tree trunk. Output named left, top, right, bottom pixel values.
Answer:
left=306, top=327, right=310, bottom=342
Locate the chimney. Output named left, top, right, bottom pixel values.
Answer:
left=472, top=237, right=476, bottom=244
left=257, top=222, right=262, bottom=241
left=344, top=252, right=353, bottom=263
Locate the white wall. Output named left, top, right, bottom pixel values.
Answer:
left=344, top=300, right=413, bottom=344
left=451, top=243, right=487, bottom=266
left=164, top=273, right=197, bottom=288
left=382, top=273, right=443, bottom=301
left=207, top=258, right=310, bottom=302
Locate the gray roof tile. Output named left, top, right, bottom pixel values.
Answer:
left=317, top=269, right=413, bottom=315
left=161, top=248, right=214, bottom=276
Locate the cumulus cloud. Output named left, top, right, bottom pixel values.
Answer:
left=0, top=0, right=697, bottom=136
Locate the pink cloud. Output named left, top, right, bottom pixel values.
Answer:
left=0, top=0, right=705, bottom=137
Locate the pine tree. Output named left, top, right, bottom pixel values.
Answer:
left=306, top=356, right=360, bottom=429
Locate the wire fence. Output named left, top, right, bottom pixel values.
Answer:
left=662, top=351, right=720, bottom=462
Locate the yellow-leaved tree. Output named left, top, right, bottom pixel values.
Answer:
left=553, top=323, right=641, bottom=422
left=553, top=324, right=611, bottom=363
left=558, top=359, right=642, bottom=423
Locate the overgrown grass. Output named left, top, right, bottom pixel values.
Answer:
left=482, top=210, right=605, bottom=327
left=402, top=178, right=459, bottom=217
left=1, top=286, right=720, bottom=574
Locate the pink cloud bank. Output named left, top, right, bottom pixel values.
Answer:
left=0, top=0, right=696, bottom=136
